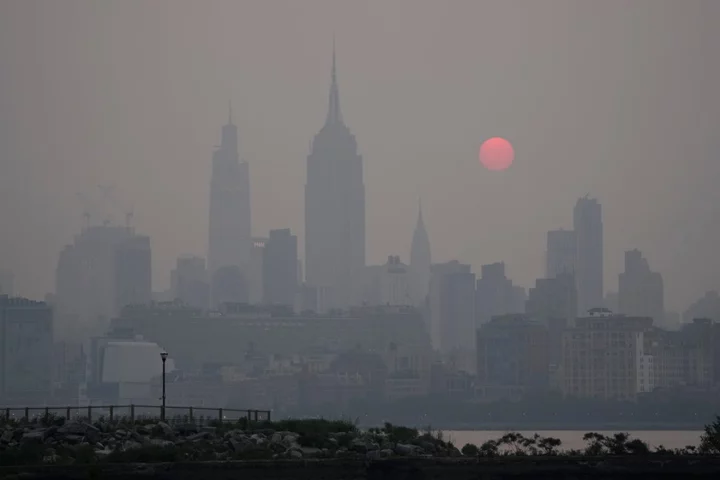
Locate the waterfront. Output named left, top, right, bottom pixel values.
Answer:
left=446, top=430, right=703, bottom=451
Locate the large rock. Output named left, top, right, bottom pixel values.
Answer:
left=0, top=429, right=13, bottom=443
left=150, top=438, right=174, bottom=448
left=300, top=447, right=322, bottom=457
left=57, top=421, right=100, bottom=443
left=21, top=430, right=46, bottom=443
left=395, top=443, right=422, bottom=456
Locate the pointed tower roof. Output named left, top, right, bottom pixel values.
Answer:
left=411, top=198, right=430, bottom=257
left=324, top=37, right=344, bottom=127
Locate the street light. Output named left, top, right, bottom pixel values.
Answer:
left=160, top=351, right=168, bottom=421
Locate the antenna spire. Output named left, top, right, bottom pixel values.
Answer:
left=228, top=99, right=233, bottom=125
left=325, top=36, right=343, bottom=126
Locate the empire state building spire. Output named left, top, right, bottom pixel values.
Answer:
left=325, top=39, right=344, bottom=127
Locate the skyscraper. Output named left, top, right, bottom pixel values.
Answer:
left=573, top=196, right=603, bottom=315
left=208, top=105, right=251, bottom=305
left=410, top=201, right=431, bottom=306
left=263, top=228, right=298, bottom=307
left=546, top=229, right=576, bottom=279
left=618, top=249, right=664, bottom=322
left=304, top=46, right=365, bottom=309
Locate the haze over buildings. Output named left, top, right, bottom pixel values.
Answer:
left=1, top=1, right=720, bottom=421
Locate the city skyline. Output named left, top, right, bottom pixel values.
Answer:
left=1, top=1, right=719, bottom=312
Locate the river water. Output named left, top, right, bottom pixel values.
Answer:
left=445, top=430, right=703, bottom=451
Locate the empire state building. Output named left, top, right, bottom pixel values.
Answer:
left=304, top=48, right=365, bottom=309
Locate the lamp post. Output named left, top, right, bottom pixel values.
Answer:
left=160, top=351, right=168, bottom=421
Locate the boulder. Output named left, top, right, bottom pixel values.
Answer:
left=156, top=422, right=175, bottom=438
left=21, top=430, right=46, bottom=443
left=0, top=429, right=13, bottom=443
left=395, top=443, right=421, bottom=456
left=300, top=447, right=322, bottom=457
left=150, top=439, right=174, bottom=448
left=186, top=431, right=212, bottom=442
left=270, top=433, right=283, bottom=444
left=289, top=449, right=302, bottom=459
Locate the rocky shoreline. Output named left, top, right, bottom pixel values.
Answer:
left=0, top=417, right=462, bottom=465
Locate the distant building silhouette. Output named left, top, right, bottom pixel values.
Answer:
left=170, top=255, right=209, bottom=310
left=476, top=314, right=549, bottom=395
left=475, top=262, right=523, bottom=325
left=262, top=228, right=298, bottom=307
left=0, top=295, right=53, bottom=403
left=304, top=46, right=365, bottom=309
left=114, top=235, right=152, bottom=313
left=361, top=256, right=412, bottom=306
left=55, top=225, right=150, bottom=340
left=429, top=261, right=476, bottom=373
left=0, top=270, right=13, bottom=296
left=618, top=249, right=664, bottom=322
left=208, top=105, right=251, bottom=306
left=247, top=237, right=268, bottom=305
left=573, top=196, right=604, bottom=315
left=409, top=201, right=431, bottom=307
left=526, top=271, right=577, bottom=323
left=545, top=229, right=576, bottom=278
left=683, top=291, right=720, bottom=323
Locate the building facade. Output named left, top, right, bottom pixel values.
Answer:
left=546, top=229, right=576, bottom=278
left=0, top=296, right=53, bottom=403
left=573, top=196, right=604, bottom=315
left=263, top=229, right=298, bottom=307
left=561, top=315, right=653, bottom=400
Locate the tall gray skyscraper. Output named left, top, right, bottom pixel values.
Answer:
left=410, top=201, right=431, bottom=306
left=263, top=228, right=298, bottom=307
left=304, top=47, right=365, bottom=309
left=545, top=229, right=576, bottom=279
left=208, top=106, right=251, bottom=305
left=573, top=196, right=603, bottom=315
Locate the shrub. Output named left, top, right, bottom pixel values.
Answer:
left=461, top=443, right=479, bottom=456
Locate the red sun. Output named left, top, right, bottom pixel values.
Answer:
left=479, top=137, right=514, bottom=171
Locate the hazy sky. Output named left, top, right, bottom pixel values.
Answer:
left=1, top=0, right=718, bottom=312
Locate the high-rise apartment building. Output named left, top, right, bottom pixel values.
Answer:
left=263, top=229, right=298, bottom=307
left=573, top=196, right=603, bottom=315
left=304, top=48, right=365, bottom=309
left=114, top=235, right=152, bottom=312
left=561, top=314, right=654, bottom=400
left=526, top=272, right=577, bottom=322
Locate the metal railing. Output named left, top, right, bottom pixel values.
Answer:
left=0, top=405, right=271, bottom=426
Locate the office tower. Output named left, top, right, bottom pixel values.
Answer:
left=361, top=256, right=412, bottom=306
left=304, top=47, right=365, bottom=309
left=55, top=225, right=149, bottom=340
left=114, top=235, right=152, bottom=312
left=208, top=105, right=251, bottom=303
left=429, top=261, right=476, bottom=371
left=171, top=255, right=209, bottom=310
left=683, top=291, right=720, bottom=323
left=618, top=249, right=664, bottom=322
left=247, top=238, right=267, bottom=305
left=573, top=196, right=603, bottom=315
left=410, top=201, right=431, bottom=307
left=263, top=229, right=298, bottom=307
left=475, top=262, right=518, bottom=325
left=0, top=296, right=53, bottom=403
left=546, top=229, right=576, bottom=278
left=0, top=270, right=13, bottom=296
left=526, top=271, right=577, bottom=322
